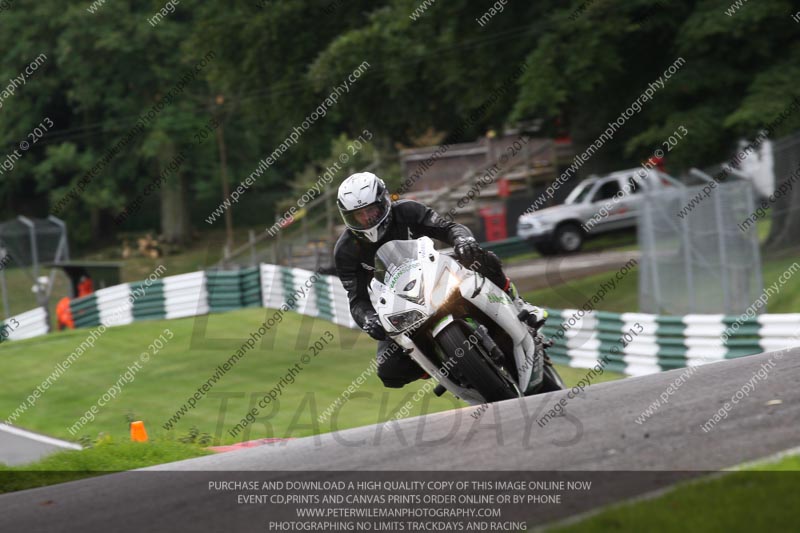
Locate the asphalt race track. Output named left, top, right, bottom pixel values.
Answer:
left=0, top=424, right=81, bottom=466
left=1, top=349, right=798, bottom=532
left=505, top=250, right=640, bottom=293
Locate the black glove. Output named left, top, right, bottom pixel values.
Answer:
left=363, top=312, right=388, bottom=341
left=454, top=236, right=482, bottom=268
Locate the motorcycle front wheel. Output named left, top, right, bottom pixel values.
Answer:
left=436, top=321, right=519, bottom=403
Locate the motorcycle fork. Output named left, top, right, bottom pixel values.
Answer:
left=456, top=319, right=520, bottom=391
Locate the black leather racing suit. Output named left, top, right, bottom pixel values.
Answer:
left=333, top=199, right=506, bottom=388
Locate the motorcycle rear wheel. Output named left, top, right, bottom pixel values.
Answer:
left=535, top=362, right=566, bottom=393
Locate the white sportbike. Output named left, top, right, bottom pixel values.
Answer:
left=369, top=237, right=565, bottom=405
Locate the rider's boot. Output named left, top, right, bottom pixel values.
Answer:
left=504, top=280, right=547, bottom=330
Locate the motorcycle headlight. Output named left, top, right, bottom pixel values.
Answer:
left=387, top=310, right=426, bottom=332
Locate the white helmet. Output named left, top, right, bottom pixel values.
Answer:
left=337, top=172, right=392, bottom=243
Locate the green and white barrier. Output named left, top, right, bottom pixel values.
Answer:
left=1, top=307, right=49, bottom=342
left=207, top=267, right=261, bottom=313
left=6, top=265, right=798, bottom=379
left=542, top=308, right=800, bottom=376
left=68, top=267, right=260, bottom=329
left=257, top=267, right=797, bottom=377
left=96, top=283, right=134, bottom=327
left=163, top=271, right=209, bottom=320
left=259, top=264, right=357, bottom=329
left=131, top=277, right=165, bottom=322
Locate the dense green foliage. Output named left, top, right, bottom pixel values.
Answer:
left=1, top=0, right=797, bottom=248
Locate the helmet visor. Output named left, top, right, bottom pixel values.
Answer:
left=341, top=195, right=391, bottom=231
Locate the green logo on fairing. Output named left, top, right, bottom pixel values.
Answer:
left=388, top=261, right=419, bottom=289
left=487, top=293, right=512, bottom=304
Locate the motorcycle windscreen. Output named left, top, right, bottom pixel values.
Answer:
left=374, top=240, right=420, bottom=283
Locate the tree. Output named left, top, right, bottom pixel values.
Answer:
left=2, top=0, right=800, bottom=254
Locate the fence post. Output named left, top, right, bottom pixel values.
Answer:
left=223, top=243, right=231, bottom=269
left=679, top=191, right=696, bottom=313
left=249, top=229, right=256, bottom=267
left=712, top=183, right=731, bottom=313
left=640, top=191, right=663, bottom=313
left=745, top=184, right=764, bottom=309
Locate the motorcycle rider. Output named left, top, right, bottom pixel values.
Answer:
left=334, top=171, right=546, bottom=389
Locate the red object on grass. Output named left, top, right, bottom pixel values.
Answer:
left=208, top=438, right=293, bottom=453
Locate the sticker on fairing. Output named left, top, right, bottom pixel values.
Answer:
left=388, top=260, right=420, bottom=289
left=487, top=292, right=512, bottom=305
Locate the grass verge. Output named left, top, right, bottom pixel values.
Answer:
left=0, top=437, right=212, bottom=493
left=546, top=453, right=800, bottom=532
left=0, top=309, right=624, bottom=448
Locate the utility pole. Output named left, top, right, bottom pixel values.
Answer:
left=214, top=94, right=234, bottom=251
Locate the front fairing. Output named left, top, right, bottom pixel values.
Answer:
left=369, top=237, right=466, bottom=334
left=368, top=236, right=541, bottom=397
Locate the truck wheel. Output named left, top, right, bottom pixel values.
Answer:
left=554, top=223, right=583, bottom=253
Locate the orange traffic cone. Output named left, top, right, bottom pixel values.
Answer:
left=130, top=421, right=148, bottom=442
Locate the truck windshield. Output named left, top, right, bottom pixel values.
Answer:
left=565, top=180, right=595, bottom=204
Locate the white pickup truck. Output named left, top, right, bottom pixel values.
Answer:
left=517, top=168, right=682, bottom=255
